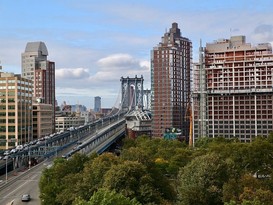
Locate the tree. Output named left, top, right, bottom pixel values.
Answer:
left=39, top=153, right=89, bottom=204
left=194, top=137, right=214, bottom=148
left=56, top=173, right=83, bottom=205
left=120, top=147, right=152, bottom=166
left=73, top=188, right=141, bottom=205
left=103, top=160, right=170, bottom=204
left=177, top=153, right=230, bottom=205
left=76, top=153, right=121, bottom=201
left=39, top=166, right=61, bottom=205
left=223, top=173, right=273, bottom=205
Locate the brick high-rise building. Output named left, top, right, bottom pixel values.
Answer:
left=193, top=36, right=273, bottom=143
left=151, top=22, right=192, bottom=138
left=21, top=42, right=55, bottom=132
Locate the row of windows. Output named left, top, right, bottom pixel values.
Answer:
left=208, top=105, right=273, bottom=110
left=0, top=80, right=15, bottom=83
left=205, top=120, right=273, bottom=125
left=209, top=115, right=272, bottom=119
left=0, top=80, right=31, bottom=86
left=0, top=98, right=15, bottom=103
left=0, top=119, right=16, bottom=123
left=209, top=130, right=270, bottom=135
left=209, top=124, right=273, bottom=129
left=209, top=95, right=272, bottom=101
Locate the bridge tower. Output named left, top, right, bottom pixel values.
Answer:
left=120, top=75, right=144, bottom=111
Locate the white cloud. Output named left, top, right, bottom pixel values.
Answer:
left=97, top=53, right=139, bottom=70
left=94, top=53, right=150, bottom=83
left=55, top=68, right=90, bottom=79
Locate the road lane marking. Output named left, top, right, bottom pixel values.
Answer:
left=2, top=174, right=38, bottom=198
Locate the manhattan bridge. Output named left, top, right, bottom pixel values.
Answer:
left=0, top=75, right=151, bottom=179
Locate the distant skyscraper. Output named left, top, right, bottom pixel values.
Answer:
left=151, top=22, right=192, bottom=138
left=193, top=36, right=273, bottom=143
left=94, top=96, right=101, bottom=112
left=21, top=42, right=56, bottom=129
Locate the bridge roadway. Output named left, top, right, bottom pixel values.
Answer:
left=0, top=114, right=126, bottom=204
left=62, top=118, right=125, bottom=158
left=0, top=112, right=126, bottom=177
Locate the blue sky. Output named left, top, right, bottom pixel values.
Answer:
left=1, top=0, right=273, bottom=109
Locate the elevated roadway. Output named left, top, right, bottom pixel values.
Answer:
left=0, top=112, right=125, bottom=176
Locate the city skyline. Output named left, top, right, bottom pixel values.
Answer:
left=1, top=0, right=273, bottom=108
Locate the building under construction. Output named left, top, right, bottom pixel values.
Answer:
left=193, top=36, right=273, bottom=144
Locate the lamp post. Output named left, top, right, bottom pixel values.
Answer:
left=28, top=126, right=31, bottom=170
left=5, top=151, right=8, bottom=183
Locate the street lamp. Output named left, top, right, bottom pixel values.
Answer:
left=28, top=126, right=31, bottom=170
left=5, top=152, right=8, bottom=183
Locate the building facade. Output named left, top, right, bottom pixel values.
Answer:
left=32, top=103, right=53, bottom=139
left=55, top=116, right=85, bottom=132
left=21, top=41, right=56, bottom=130
left=34, top=61, right=55, bottom=106
left=0, top=71, right=32, bottom=149
left=151, top=22, right=192, bottom=138
left=193, top=36, right=273, bottom=143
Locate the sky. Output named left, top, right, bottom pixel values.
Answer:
left=1, top=0, right=273, bottom=109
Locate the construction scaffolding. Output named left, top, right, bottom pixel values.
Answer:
left=192, top=40, right=208, bottom=145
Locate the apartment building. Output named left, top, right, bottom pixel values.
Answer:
left=193, top=36, right=273, bottom=143
left=151, top=22, right=192, bottom=138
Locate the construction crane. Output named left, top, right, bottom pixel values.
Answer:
left=185, top=102, right=193, bottom=147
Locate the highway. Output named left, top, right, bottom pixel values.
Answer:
left=0, top=159, right=51, bottom=205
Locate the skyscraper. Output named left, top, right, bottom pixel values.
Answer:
left=21, top=42, right=55, bottom=130
left=193, top=36, right=273, bottom=143
left=94, top=96, right=101, bottom=112
left=151, top=23, right=192, bottom=138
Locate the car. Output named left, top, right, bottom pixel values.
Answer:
left=3, top=155, right=9, bottom=160
left=21, top=194, right=31, bottom=202
left=16, top=145, right=23, bottom=151
left=10, top=148, right=17, bottom=153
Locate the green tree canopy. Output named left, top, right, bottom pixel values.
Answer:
left=73, top=188, right=141, bottom=205
left=177, top=153, right=230, bottom=205
left=103, top=160, right=171, bottom=204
